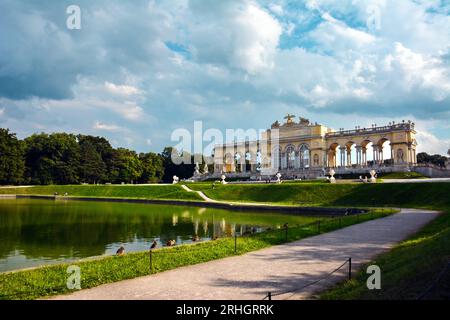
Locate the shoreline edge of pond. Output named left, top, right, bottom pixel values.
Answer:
left=0, top=194, right=368, bottom=216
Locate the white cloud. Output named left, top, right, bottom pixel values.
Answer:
left=93, top=121, right=122, bottom=132
left=309, top=12, right=376, bottom=52
left=387, top=43, right=450, bottom=100
left=416, top=129, right=450, bottom=155
left=104, top=82, right=141, bottom=96
left=188, top=1, right=282, bottom=74
left=269, top=3, right=283, bottom=16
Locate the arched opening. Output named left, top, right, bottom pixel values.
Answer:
left=328, top=143, right=339, bottom=168
left=245, top=151, right=252, bottom=172
left=286, top=145, right=296, bottom=170
left=224, top=153, right=234, bottom=173
left=345, top=141, right=356, bottom=167
left=361, top=141, right=374, bottom=167
left=234, top=153, right=242, bottom=173
left=299, top=144, right=310, bottom=168
left=377, top=138, right=393, bottom=166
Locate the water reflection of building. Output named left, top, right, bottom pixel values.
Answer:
left=194, top=219, right=199, bottom=235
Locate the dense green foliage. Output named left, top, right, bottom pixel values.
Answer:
left=0, top=210, right=392, bottom=300
left=0, top=129, right=216, bottom=185
left=417, top=152, right=448, bottom=168
left=160, top=147, right=212, bottom=183
left=0, top=129, right=166, bottom=185
left=0, top=185, right=203, bottom=201
left=0, top=129, right=25, bottom=185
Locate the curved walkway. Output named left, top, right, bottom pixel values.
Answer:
left=180, top=184, right=217, bottom=202
left=51, top=208, right=439, bottom=300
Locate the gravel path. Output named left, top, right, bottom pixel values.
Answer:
left=51, top=208, right=439, bottom=300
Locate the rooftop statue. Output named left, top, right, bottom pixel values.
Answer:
left=271, top=120, right=280, bottom=128
left=284, top=114, right=296, bottom=125
left=299, top=117, right=310, bottom=125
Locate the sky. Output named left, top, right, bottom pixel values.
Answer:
left=0, top=0, right=449, bottom=155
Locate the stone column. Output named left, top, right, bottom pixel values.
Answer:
left=355, top=146, right=362, bottom=166
left=408, top=147, right=413, bottom=165
left=390, top=144, right=394, bottom=165
left=346, top=147, right=352, bottom=167
left=372, top=146, right=377, bottom=165
left=339, top=146, right=346, bottom=167
left=379, top=145, right=384, bottom=165
left=362, top=147, right=367, bottom=167
left=333, top=151, right=337, bottom=168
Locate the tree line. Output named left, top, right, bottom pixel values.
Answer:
left=0, top=128, right=205, bottom=185
left=417, top=152, right=449, bottom=168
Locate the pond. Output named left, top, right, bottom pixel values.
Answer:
left=0, top=198, right=321, bottom=272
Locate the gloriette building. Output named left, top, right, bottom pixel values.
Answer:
left=209, top=114, right=418, bottom=180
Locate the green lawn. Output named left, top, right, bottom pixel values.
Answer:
left=188, top=182, right=450, bottom=208
left=0, top=210, right=392, bottom=300
left=379, top=172, right=428, bottom=179
left=0, top=185, right=203, bottom=201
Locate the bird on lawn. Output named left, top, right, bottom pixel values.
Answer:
left=166, top=239, right=176, bottom=246
left=116, top=246, right=125, bottom=256
left=150, top=240, right=157, bottom=250
left=192, top=235, right=200, bottom=242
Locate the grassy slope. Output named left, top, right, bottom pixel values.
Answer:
left=189, top=182, right=450, bottom=208
left=379, top=172, right=427, bottom=179
left=0, top=185, right=203, bottom=201
left=0, top=211, right=393, bottom=300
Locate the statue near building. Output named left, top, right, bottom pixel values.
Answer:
left=299, top=117, right=310, bottom=125
left=194, top=162, right=200, bottom=175
left=284, top=114, right=296, bottom=125
left=271, top=120, right=280, bottom=128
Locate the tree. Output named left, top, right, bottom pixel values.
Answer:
left=77, top=135, right=115, bottom=183
left=110, top=148, right=143, bottom=184
left=24, top=133, right=80, bottom=184
left=160, top=147, right=195, bottom=183
left=417, top=152, right=448, bottom=167
left=0, top=129, right=25, bottom=185
left=78, top=141, right=106, bottom=184
left=138, top=152, right=164, bottom=183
